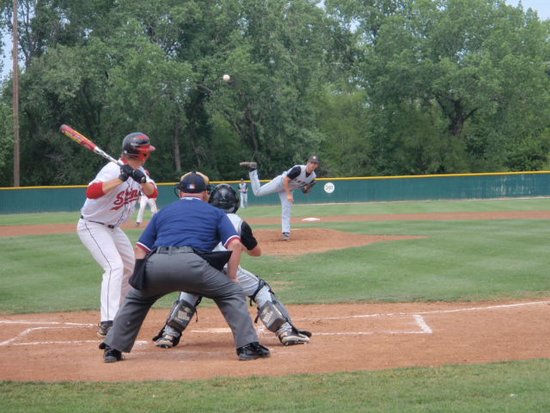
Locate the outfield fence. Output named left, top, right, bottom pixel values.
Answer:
left=1, top=171, right=549, bottom=214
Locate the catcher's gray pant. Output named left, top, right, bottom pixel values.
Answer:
left=103, top=248, right=259, bottom=352
left=249, top=170, right=293, bottom=234
left=175, top=266, right=294, bottom=333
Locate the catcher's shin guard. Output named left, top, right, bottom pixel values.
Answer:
left=252, top=278, right=312, bottom=342
left=152, top=298, right=198, bottom=348
left=252, top=279, right=289, bottom=333
left=166, top=298, right=197, bottom=331
left=257, top=301, right=287, bottom=333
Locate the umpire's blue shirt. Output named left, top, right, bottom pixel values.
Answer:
left=137, top=197, right=240, bottom=252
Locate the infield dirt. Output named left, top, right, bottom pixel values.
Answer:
left=1, top=211, right=549, bottom=382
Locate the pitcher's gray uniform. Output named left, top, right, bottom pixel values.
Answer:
left=240, top=155, right=320, bottom=240
left=238, top=178, right=248, bottom=208
left=154, top=184, right=311, bottom=348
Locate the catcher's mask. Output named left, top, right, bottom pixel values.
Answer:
left=174, top=171, right=211, bottom=197
left=122, top=132, right=155, bottom=162
left=209, top=183, right=239, bottom=213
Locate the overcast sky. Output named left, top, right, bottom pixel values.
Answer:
left=1, top=1, right=550, bottom=81
left=506, top=0, right=550, bottom=19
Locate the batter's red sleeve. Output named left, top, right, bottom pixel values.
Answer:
left=86, top=182, right=105, bottom=199
left=147, top=187, right=159, bottom=199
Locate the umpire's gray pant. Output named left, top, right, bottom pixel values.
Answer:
left=103, top=248, right=259, bottom=352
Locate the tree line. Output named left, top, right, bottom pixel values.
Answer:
left=0, top=0, right=548, bottom=186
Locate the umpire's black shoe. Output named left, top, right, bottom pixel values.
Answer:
left=237, top=342, right=270, bottom=361
left=103, top=346, right=123, bottom=363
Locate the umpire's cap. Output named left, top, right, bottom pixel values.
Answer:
left=308, top=155, right=320, bottom=164
left=177, top=171, right=210, bottom=193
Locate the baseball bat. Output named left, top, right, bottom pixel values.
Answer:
left=59, top=124, right=122, bottom=166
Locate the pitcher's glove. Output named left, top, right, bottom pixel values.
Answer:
left=301, top=180, right=316, bottom=194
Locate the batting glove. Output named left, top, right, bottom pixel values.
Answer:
left=118, top=164, right=133, bottom=182
left=131, top=168, right=147, bottom=183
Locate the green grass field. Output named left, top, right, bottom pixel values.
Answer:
left=1, top=198, right=550, bottom=412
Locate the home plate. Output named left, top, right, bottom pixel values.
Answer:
left=302, top=217, right=321, bottom=222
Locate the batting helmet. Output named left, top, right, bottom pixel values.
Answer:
left=122, top=132, right=155, bottom=161
left=209, top=184, right=239, bottom=213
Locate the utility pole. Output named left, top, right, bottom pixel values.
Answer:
left=12, top=0, right=20, bottom=187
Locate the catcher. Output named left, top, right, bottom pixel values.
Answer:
left=153, top=184, right=312, bottom=348
left=240, top=155, right=319, bottom=240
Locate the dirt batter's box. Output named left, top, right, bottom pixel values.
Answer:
left=0, top=320, right=149, bottom=347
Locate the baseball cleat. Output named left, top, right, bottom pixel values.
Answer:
left=155, top=333, right=179, bottom=349
left=278, top=330, right=310, bottom=346
left=281, top=232, right=290, bottom=241
left=236, top=342, right=271, bottom=361
left=97, top=320, right=113, bottom=337
left=239, top=161, right=257, bottom=171
left=103, top=346, right=123, bottom=363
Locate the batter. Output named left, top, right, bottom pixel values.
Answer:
left=77, top=132, right=157, bottom=336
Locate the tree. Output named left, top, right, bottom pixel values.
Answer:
left=0, top=0, right=548, bottom=185
left=325, top=0, right=550, bottom=174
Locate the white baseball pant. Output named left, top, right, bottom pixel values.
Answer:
left=136, top=195, right=158, bottom=224
left=77, top=219, right=134, bottom=322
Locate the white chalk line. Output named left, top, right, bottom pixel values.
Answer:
left=294, top=300, right=550, bottom=322
left=0, top=323, right=100, bottom=347
left=192, top=314, right=432, bottom=336
left=1, top=300, right=545, bottom=346
left=9, top=340, right=148, bottom=347
left=414, top=314, right=433, bottom=334
left=0, top=320, right=94, bottom=326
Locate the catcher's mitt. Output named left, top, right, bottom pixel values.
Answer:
left=301, top=180, right=316, bottom=194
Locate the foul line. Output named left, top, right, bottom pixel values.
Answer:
left=295, top=300, right=550, bottom=321
left=0, top=320, right=94, bottom=326
left=1, top=301, right=546, bottom=345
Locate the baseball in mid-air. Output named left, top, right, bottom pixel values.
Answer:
left=223, top=74, right=231, bottom=82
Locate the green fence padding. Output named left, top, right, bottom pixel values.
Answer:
left=1, top=172, right=549, bottom=214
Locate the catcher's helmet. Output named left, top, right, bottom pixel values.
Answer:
left=122, top=132, right=155, bottom=161
left=209, top=184, right=239, bottom=213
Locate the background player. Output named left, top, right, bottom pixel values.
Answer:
left=238, top=178, right=248, bottom=208
left=240, top=155, right=319, bottom=240
left=135, top=169, right=158, bottom=226
left=153, top=183, right=311, bottom=348
left=77, top=133, right=157, bottom=337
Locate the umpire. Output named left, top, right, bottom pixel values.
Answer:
left=100, top=171, right=270, bottom=362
